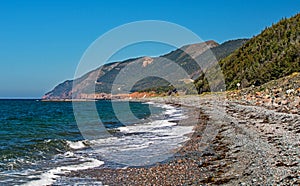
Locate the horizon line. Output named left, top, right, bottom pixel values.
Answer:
left=0, top=97, right=41, bottom=100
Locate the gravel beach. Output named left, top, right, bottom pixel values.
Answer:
left=64, top=94, right=299, bottom=185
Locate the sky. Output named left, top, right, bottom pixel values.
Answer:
left=0, top=0, right=298, bottom=98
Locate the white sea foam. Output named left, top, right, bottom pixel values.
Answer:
left=22, top=157, right=104, bottom=186
left=88, top=103, right=194, bottom=166
left=144, top=101, right=155, bottom=105
left=67, top=140, right=87, bottom=150
left=63, top=151, right=75, bottom=157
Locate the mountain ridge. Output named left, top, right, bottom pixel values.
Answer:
left=43, top=39, right=246, bottom=100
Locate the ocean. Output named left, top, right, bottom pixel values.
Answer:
left=0, top=99, right=193, bottom=185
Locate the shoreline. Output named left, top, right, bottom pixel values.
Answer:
left=59, top=94, right=300, bottom=185
left=62, top=97, right=207, bottom=185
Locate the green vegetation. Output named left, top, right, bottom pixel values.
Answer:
left=219, top=13, right=300, bottom=90
left=131, top=77, right=171, bottom=93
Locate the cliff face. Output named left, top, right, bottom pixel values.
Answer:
left=43, top=39, right=246, bottom=100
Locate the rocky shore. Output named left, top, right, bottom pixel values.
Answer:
left=227, top=72, right=300, bottom=114
left=63, top=94, right=299, bottom=185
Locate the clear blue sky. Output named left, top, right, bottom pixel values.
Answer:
left=0, top=0, right=298, bottom=98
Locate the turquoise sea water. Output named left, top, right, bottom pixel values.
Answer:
left=0, top=99, right=192, bottom=185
